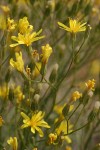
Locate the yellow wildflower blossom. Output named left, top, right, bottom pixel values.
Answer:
left=7, top=17, right=16, bottom=31
left=18, top=17, right=33, bottom=34
left=10, top=52, right=24, bottom=72
left=71, top=91, right=82, bottom=101
left=0, top=15, right=6, bottom=30
left=10, top=30, right=44, bottom=47
left=56, top=120, right=73, bottom=143
left=54, top=104, right=74, bottom=115
left=48, top=133, right=57, bottom=145
left=32, top=50, right=39, bottom=62
left=26, top=66, right=31, bottom=77
left=0, top=84, right=9, bottom=99
left=0, top=5, right=10, bottom=13
left=0, top=116, right=4, bottom=126
left=58, top=18, right=86, bottom=34
left=14, top=86, right=25, bottom=104
left=7, top=137, right=18, bottom=150
left=41, top=44, right=53, bottom=64
left=66, top=146, right=72, bottom=150
left=85, top=79, right=95, bottom=91
left=33, top=148, right=38, bottom=150
left=32, top=62, right=41, bottom=78
left=21, top=111, right=50, bottom=137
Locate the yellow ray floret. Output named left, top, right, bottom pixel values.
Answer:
left=85, top=79, right=95, bottom=91
left=41, top=44, right=53, bottom=64
left=10, top=52, right=24, bottom=72
left=7, top=137, right=18, bottom=150
left=58, top=18, right=86, bottom=33
left=21, top=111, right=50, bottom=137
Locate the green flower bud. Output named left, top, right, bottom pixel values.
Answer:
left=49, top=64, right=58, bottom=83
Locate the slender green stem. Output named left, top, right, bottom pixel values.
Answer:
left=0, top=55, right=10, bottom=67
left=68, top=103, right=81, bottom=120
left=74, top=104, right=86, bottom=128
left=64, top=122, right=90, bottom=136
left=84, top=120, right=100, bottom=150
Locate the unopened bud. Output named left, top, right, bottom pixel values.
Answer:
left=62, top=104, right=70, bottom=117
left=8, top=87, right=14, bottom=102
left=26, top=99, right=31, bottom=106
left=37, top=83, right=43, bottom=92
left=5, top=68, right=11, bottom=83
left=94, top=101, right=100, bottom=110
left=49, top=63, right=59, bottom=83
left=88, top=91, right=93, bottom=97
left=34, top=94, right=40, bottom=103
left=88, top=109, right=97, bottom=122
left=84, top=24, right=92, bottom=38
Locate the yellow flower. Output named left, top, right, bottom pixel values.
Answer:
left=48, top=133, right=57, bottom=145
left=56, top=120, right=73, bottom=143
left=10, top=52, right=24, bottom=72
left=21, top=111, right=50, bottom=137
left=32, top=50, right=39, bottom=62
left=26, top=66, right=31, bottom=77
left=10, top=17, right=45, bottom=47
left=0, top=116, right=4, bottom=127
left=18, top=17, right=33, bottom=34
left=32, top=62, right=41, bottom=78
left=58, top=18, right=86, bottom=33
left=66, top=146, right=72, bottom=150
left=0, top=84, right=9, bottom=99
left=7, top=17, right=16, bottom=31
left=85, top=79, right=95, bottom=91
left=14, top=86, right=25, bottom=104
left=7, top=137, right=18, bottom=150
left=10, top=30, right=44, bottom=47
left=54, top=104, right=74, bottom=115
left=0, top=5, right=10, bottom=13
left=71, top=91, right=82, bottom=101
left=41, top=44, right=53, bottom=64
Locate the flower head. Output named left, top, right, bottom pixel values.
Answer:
left=55, top=120, right=73, bottom=143
left=48, top=133, right=57, bottom=145
left=85, top=79, right=95, bottom=91
left=18, top=17, right=33, bottom=34
left=32, top=62, right=41, bottom=78
left=0, top=84, right=9, bottom=99
left=14, top=86, right=25, bottom=104
left=7, top=17, right=16, bottom=31
left=71, top=91, right=82, bottom=101
left=10, top=17, right=45, bottom=47
left=66, top=146, right=72, bottom=150
left=41, top=44, right=53, bottom=64
left=0, top=5, right=10, bottom=13
left=7, top=137, right=18, bottom=150
left=21, top=111, right=50, bottom=137
left=10, top=52, right=24, bottom=72
left=58, top=18, right=86, bottom=34
left=0, top=116, right=4, bottom=126
left=10, top=30, right=44, bottom=47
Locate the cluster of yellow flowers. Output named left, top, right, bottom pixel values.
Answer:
left=9, top=17, right=53, bottom=79
left=10, top=17, right=45, bottom=47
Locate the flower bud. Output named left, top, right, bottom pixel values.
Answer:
left=49, top=63, right=59, bottom=83
left=62, top=104, right=70, bottom=117
left=5, top=68, right=11, bottom=83
left=94, top=101, right=100, bottom=110
left=34, top=94, right=40, bottom=103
